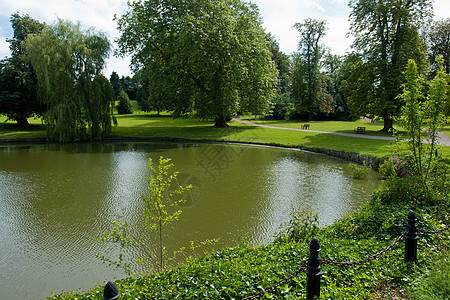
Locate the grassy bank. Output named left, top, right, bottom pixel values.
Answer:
left=49, top=184, right=449, bottom=299
left=2, top=111, right=449, bottom=157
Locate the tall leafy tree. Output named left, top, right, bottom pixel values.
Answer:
left=331, top=53, right=363, bottom=120
left=110, top=71, right=121, bottom=98
left=0, top=13, right=45, bottom=126
left=120, top=76, right=138, bottom=100
left=266, top=34, right=292, bottom=119
left=115, top=0, right=278, bottom=127
left=422, top=18, right=450, bottom=74
left=341, top=53, right=376, bottom=119
left=291, top=19, right=327, bottom=120
left=267, top=34, right=291, bottom=94
left=25, top=19, right=114, bottom=142
left=347, top=0, right=431, bottom=131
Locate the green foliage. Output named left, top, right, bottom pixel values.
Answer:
left=348, top=162, right=369, bottom=179
left=395, top=59, right=449, bottom=202
left=144, top=156, right=190, bottom=271
left=116, top=90, right=133, bottom=115
left=408, top=249, right=450, bottom=300
left=109, top=71, right=121, bottom=98
left=25, top=19, right=113, bottom=142
left=119, top=76, right=138, bottom=100
left=115, top=0, right=278, bottom=127
left=342, top=54, right=375, bottom=119
left=275, top=209, right=319, bottom=244
left=269, top=91, right=293, bottom=120
left=422, top=18, right=450, bottom=74
left=98, top=156, right=191, bottom=274
left=291, top=19, right=327, bottom=120
left=373, top=175, right=435, bottom=206
left=0, top=13, right=45, bottom=126
left=267, top=33, right=291, bottom=95
left=378, top=157, right=397, bottom=178
left=348, top=0, right=431, bottom=131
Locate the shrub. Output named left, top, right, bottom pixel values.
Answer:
left=372, top=176, right=434, bottom=206
left=275, top=209, right=319, bottom=244
left=116, top=90, right=133, bottom=114
left=348, top=162, right=369, bottom=179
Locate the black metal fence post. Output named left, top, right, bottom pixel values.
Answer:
left=405, top=210, right=418, bottom=262
left=103, top=280, right=120, bottom=300
left=306, top=238, right=323, bottom=300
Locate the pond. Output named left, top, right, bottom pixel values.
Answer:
left=0, top=142, right=380, bottom=299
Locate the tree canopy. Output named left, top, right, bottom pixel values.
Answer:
left=422, top=18, right=450, bottom=74
left=347, top=0, right=431, bottom=131
left=291, top=19, right=327, bottom=120
left=115, top=0, right=278, bottom=127
left=25, top=19, right=114, bottom=142
left=0, top=13, right=45, bottom=126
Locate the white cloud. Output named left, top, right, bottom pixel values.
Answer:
left=0, top=0, right=131, bottom=76
left=0, top=0, right=447, bottom=76
left=434, top=0, right=450, bottom=19
left=250, top=0, right=352, bottom=55
left=253, top=0, right=447, bottom=56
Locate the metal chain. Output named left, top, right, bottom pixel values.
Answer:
left=321, top=231, right=407, bottom=267
left=243, top=263, right=306, bottom=300
left=242, top=224, right=448, bottom=299
left=420, top=224, right=450, bottom=235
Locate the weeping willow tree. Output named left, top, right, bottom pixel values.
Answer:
left=25, top=19, right=114, bottom=142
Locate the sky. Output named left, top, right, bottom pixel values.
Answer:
left=0, top=0, right=449, bottom=78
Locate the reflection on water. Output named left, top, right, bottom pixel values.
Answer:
left=0, top=142, right=380, bottom=299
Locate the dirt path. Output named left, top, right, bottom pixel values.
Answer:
left=233, top=118, right=450, bottom=146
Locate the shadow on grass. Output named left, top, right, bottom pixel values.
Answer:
left=301, top=131, right=394, bottom=156
left=116, top=113, right=175, bottom=120
left=0, top=123, right=45, bottom=136
left=112, top=124, right=260, bottom=141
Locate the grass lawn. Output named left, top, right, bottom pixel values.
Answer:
left=240, top=116, right=404, bottom=137
left=111, top=112, right=396, bottom=156
left=1, top=110, right=449, bottom=157
left=0, top=115, right=46, bottom=140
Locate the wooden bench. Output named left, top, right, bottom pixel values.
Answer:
left=354, top=127, right=366, bottom=134
left=301, top=124, right=310, bottom=129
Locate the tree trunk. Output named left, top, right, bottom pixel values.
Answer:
left=16, top=116, right=29, bottom=127
left=381, top=112, right=393, bottom=132
left=213, top=115, right=228, bottom=128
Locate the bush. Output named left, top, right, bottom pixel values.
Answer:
left=373, top=176, right=434, bottom=206
left=408, top=249, right=450, bottom=300
left=116, top=90, right=133, bottom=114
left=348, top=162, right=369, bottom=179
left=378, top=157, right=397, bottom=178
left=275, top=209, right=319, bottom=244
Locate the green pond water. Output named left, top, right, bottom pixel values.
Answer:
left=0, top=142, right=380, bottom=299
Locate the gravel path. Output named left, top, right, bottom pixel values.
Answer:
left=233, top=118, right=450, bottom=146
left=360, top=117, right=450, bottom=146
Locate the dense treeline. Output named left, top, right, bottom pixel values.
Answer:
left=120, top=0, right=449, bottom=126
left=0, top=0, right=449, bottom=139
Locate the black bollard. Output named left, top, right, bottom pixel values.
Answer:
left=103, top=281, right=120, bottom=300
left=306, top=238, right=323, bottom=300
left=405, top=211, right=419, bottom=262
